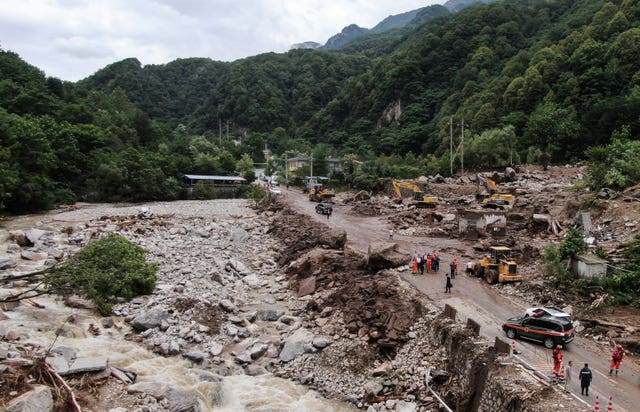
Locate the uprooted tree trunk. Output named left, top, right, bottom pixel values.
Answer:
left=0, top=266, right=59, bottom=305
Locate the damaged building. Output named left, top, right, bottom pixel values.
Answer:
left=458, top=209, right=507, bottom=239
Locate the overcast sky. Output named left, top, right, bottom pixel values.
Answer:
left=0, top=0, right=442, bottom=82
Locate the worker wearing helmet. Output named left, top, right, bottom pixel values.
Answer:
left=610, top=344, right=625, bottom=376
left=552, top=344, right=563, bottom=381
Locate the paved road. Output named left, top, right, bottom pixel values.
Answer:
left=281, top=189, right=639, bottom=411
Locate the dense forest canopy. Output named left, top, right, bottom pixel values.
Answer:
left=1, top=0, right=639, bottom=213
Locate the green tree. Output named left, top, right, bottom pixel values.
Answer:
left=236, top=153, right=256, bottom=181
left=465, top=126, right=518, bottom=168
left=522, top=102, right=580, bottom=161
left=46, top=234, right=157, bottom=315
left=559, top=228, right=588, bottom=259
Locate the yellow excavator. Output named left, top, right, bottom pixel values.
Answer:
left=473, top=246, right=522, bottom=284
left=308, top=183, right=335, bottom=202
left=476, top=174, right=514, bottom=209
left=392, top=180, right=438, bottom=208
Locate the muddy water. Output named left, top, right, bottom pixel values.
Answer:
left=2, top=295, right=356, bottom=411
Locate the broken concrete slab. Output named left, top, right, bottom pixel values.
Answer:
left=127, top=381, right=168, bottom=399
left=46, top=355, right=108, bottom=376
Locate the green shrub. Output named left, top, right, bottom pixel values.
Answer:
left=589, top=272, right=640, bottom=307
left=192, top=181, right=217, bottom=199
left=46, top=234, right=157, bottom=315
left=542, top=243, right=573, bottom=286
left=245, top=184, right=267, bottom=206
left=559, top=228, right=588, bottom=259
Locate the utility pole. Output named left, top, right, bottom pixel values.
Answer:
left=461, top=119, right=464, bottom=175
left=226, top=120, right=229, bottom=141
left=449, top=116, right=453, bottom=176
left=310, top=155, right=313, bottom=180
left=284, top=154, right=288, bottom=186
left=218, top=118, right=222, bottom=146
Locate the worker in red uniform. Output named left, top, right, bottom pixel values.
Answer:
left=552, top=345, right=563, bottom=381
left=609, top=344, right=625, bottom=375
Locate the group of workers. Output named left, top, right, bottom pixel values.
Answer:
left=409, top=252, right=462, bottom=294
left=552, top=343, right=625, bottom=396
left=410, top=251, right=443, bottom=275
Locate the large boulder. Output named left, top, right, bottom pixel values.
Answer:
left=366, top=242, right=408, bottom=270
left=9, top=230, right=30, bottom=247
left=6, top=385, right=53, bottom=412
left=318, top=229, right=347, bottom=249
left=0, top=259, right=17, bottom=270
left=131, top=307, right=170, bottom=331
left=279, top=328, right=314, bottom=362
left=287, top=248, right=344, bottom=276
left=165, top=387, right=203, bottom=412
left=256, top=308, right=285, bottom=322
left=25, top=229, right=47, bottom=245
left=297, top=276, right=316, bottom=297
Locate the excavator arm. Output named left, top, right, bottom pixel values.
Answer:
left=476, top=174, right=497, bottom=195
left=392, top=180, right=422, bottom=198
left=476, top=174, right=515, bottom=209
left=391, top=180, right=439, bottom=208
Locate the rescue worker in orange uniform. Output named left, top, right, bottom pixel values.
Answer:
left=609, top=344, right=625, bottom=375
left=552, top=345, right=563, bottom=381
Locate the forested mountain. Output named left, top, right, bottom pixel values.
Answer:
left=78, top=57, right=229, bottom=127
left=2, top=0, right=640, bottom=213
left=320, top=5, right=449, bottom=50
left=443, top=0, right=495, bottom=12
left=0, top=50, right=259, bottom=213
left=83, top=0, right=640, bottom=162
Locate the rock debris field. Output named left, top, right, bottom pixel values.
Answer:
left=1, top=197, right=592, bottom=411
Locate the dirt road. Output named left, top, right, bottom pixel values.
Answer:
left=281, top=188, right=639, bottom=412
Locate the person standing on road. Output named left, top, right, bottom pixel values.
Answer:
left=466, top=261, right=475, bottom=275
left=579, top=363, right=592, bottom=396
left=433, top=252, right=439, bottom=272
left=450, top=261, right=456, bottom=279
left=610, top=344, right=625, bottom=376
left=564, top=360, right=573, bottom=392
left=552, top=345, right=563, bottom=381
left=389, top=229, right=394, bottom=240
left=445, top=275, right=452, bottom=293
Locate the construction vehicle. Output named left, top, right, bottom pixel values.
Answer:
left=473, top=246, right=522, bottom=284
left=308, top=183, right=335, bottom=202
left=391, top=180, right=438, bottom=208
left=476, top=174, right=515, bottom=209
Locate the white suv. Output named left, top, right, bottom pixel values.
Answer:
left=525, top=306, right=571, bottom=320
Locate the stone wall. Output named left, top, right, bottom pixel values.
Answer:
left=427, top=313, right=586, bottom=412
